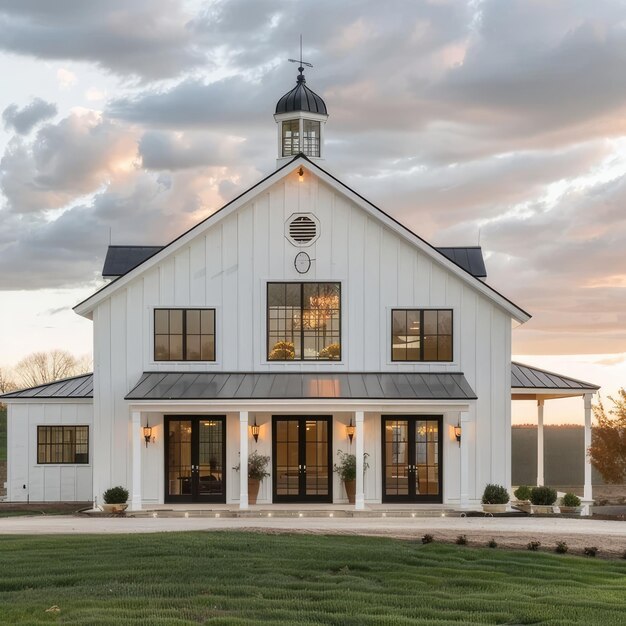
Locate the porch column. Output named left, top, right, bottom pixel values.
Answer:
left=354, top=411, right=365, bottom=510
left=239, top=411, right=249, bottom=510
left=537, top=399, right=545, bottom=487
left=459, top=411, right=470, bottom=507
left=131, top=410, right=142, bottom=511
left=583, top=393, right=593, bottom=502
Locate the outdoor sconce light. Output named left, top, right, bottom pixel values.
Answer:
left=251, top=419, right=260, bottom=443
left=143, top=419, right=153, bottom=448
left=346, top=418, right=355, bottom=444
left=298, top=166, right=304, bottom=181
left=454, top=423, right=462, bottom=447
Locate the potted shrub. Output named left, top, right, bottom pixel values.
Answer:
left=530, top=486, right=557, bottom=514
left=481, top=484, right=509, bottom=513
left=559, top=492, right=582, bottom=515
left=102, top=486, right=129, bottom=514
left=234, top=450, right=270, bottom=505
left=513, top=485, right=532, bottom=513
left=333, top=450, right=369, bottom=504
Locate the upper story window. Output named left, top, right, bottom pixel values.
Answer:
left=268, top=282, right=341, bottom=360
left=392, top=309, right=453, bottom=362
left=154, top=308, right=216, bottom=361
left=282, top=120, right=300, bottom=156
left=37, top=426, right=89, bottom=464
left=302, top=120, right=320, bottom=157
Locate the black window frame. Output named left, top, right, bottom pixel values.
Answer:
left=391, top=308, right=453, bottom=362
left=154, top=308, right=216, bottom=362
left=266, top=282, right=342, bottom=362
left=37, top=425, right=90, bottom=465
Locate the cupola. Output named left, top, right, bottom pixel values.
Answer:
left=274, top=64, right=328, bottom=166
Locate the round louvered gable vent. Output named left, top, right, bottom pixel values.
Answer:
left=285, top=213, right=320, bottom=246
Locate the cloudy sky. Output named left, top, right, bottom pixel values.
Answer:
left=0, top=0, right=624, bottom=422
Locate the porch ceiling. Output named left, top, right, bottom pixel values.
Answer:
left=124, top=372, right=477, bottom=402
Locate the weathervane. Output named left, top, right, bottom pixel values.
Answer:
left=288, top=35, right=312, bottom=80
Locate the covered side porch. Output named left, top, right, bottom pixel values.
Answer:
left=511, top=362, right=600, bottom=503
left=124, top=372, right=477, bottom=511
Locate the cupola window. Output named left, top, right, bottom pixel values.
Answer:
left=282, top=120, right=300, bottom=157
left=303, top=120, right=320, bottom=157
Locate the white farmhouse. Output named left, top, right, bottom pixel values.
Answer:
left=1, top=68, right=599, bottom=510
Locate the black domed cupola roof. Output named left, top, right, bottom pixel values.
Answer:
left=275, top=67, right=327, bottom=115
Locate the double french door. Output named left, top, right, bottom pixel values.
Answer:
left=272, top=416, right=333, bottom=503
left=382, top=416, right=443, bottom=503
left=165, top=416, right=226, bottom=503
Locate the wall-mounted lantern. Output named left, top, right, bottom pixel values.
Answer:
left=143, top=419, right=153, bottom=448
left=298, top=166, right=304, bottom=181
left=454, top=423, right=462, bottom=447
left=346, top=418, right=355, bottom=444
left=251, top=418, right=260, bottom=443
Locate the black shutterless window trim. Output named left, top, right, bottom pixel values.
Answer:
left=391, top=308, right=453, bottom=362
left=154, top=308, right=216, bottom=362
left=36, top=425, right=89, bottom=465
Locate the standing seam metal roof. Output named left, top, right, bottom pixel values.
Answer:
left=0, top=374, right=93, bottom=399
left=511, top=362, right=599, bottom=390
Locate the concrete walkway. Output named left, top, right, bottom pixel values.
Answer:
left=0, top=514, right=623, bottom=538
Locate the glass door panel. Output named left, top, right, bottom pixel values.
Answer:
left=305, top=419, right=329, bottom=497
left=414, top=420, right=440, bottom=497
left=167, top=420, right=192, bottom=498
left=197, top=419, right=225, bottom=499
left=384, top=419, right=409, bottom=496
left=275, top=419, right=300, bottom=497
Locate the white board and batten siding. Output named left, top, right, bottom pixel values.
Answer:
left=7, top=402, right=93, bottom=502
left=90, top=169, right=513, bottom=504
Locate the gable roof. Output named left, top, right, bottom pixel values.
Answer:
left=102, top=244, right=488, bottom=280
left=0, top=373, right=93, bottom=400
left=74, top=154, right=530, bottom=322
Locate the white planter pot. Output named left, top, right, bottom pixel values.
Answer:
left=482, top=504, right=507, bottom=514
left=102, top=503, right=128, bottom=514
left=532, top=505, right=556, bottom=514
left=559, top=506, right=582, bottom=515
left=513, top=501, right=531, bottom=514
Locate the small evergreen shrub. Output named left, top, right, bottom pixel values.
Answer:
left=583, top=546, right=598, bottom=557
left=455, top=535, right=468, bottom=546
left=561, top=493, right=581, bottom=507
left=421, top=534, right=434, bottom=544
left=481, top=484, right=510, bottom=505
left=527, top=541, right=541, bottom=551
left=530, top=486, right=557, bottom=506
left=514, top=485, right=532, bottom=501
left=555, top=541, right=568, bottom=554
left=487, top=538, right=497, bottom=549
left=103, top=486, right=129, bottom=504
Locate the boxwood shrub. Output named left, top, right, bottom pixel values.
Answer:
left=530, top=486, right=557, bottom=506
left=513, top=485, right=532, bottom=501
left=481, top=484, right=510, bottom=505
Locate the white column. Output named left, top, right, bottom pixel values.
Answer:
left=239, top=411, right=249, bottom=510
left=459, top=411, right=470, bottom=507
left=354, top=411, right=365, bottom=510
left=584, top=394, right=593, bottom=502
left=537, top=399, right=545, bottom=487
left=131, top=410, right=142, bottom=511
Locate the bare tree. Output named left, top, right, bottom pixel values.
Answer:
left=14, top=350, right=91, bottom=388
left=0, top=368, right=17, bottom=395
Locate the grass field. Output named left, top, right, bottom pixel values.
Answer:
left=0, top=532, right=624, bottom=624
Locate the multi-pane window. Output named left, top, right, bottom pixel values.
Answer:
left=267, top=283, right=341, bottom=360
left=37, top=426, right=89, bottom=464
left=392, top=309, right=453, bottom=362
left=154, top=309, right=216, bottom=361
left=302, top=120, right=320, bottom=157
left=282, top=120, right=300, bottom=156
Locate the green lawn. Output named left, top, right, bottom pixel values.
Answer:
left=0, top=532, right=624, bottom=625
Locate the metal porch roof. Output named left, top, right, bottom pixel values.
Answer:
left=124, top=372, right=477, bottom=402
left=0, top=374, right=93, bottom=399
left=511, top=362, right=599, bottom=392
